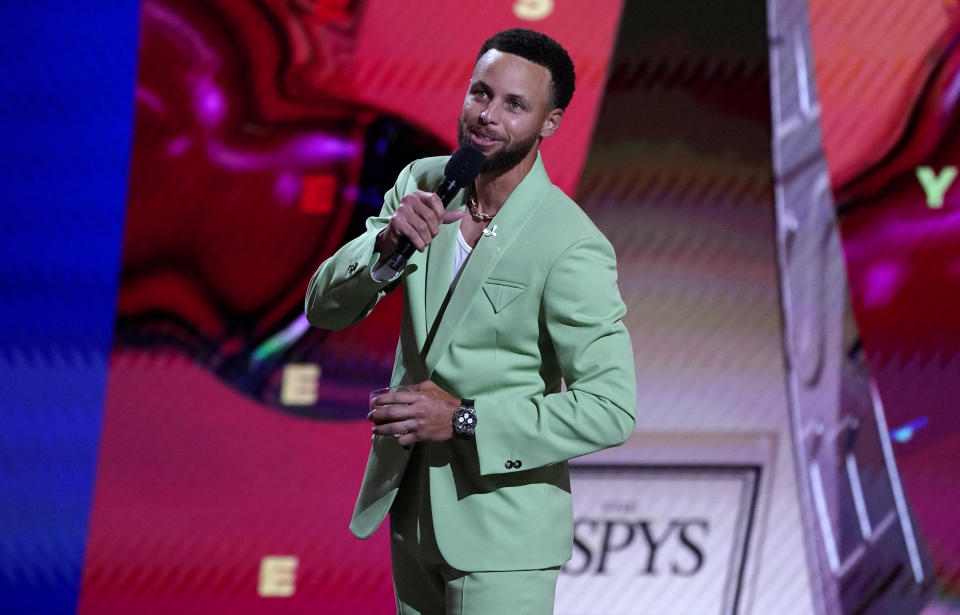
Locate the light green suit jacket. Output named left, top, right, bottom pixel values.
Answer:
left=304, top=153, right=637, bottom=571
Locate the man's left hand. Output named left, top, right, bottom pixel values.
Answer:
left=368, top=380, right=460, bottom=447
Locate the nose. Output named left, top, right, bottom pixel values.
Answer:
left=479, top=105, right=498, bottom=125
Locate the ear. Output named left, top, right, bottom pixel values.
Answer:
left=539, top=108, right=564, bottom=139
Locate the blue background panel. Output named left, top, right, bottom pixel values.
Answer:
left=0, top=2, right=138, bottom=613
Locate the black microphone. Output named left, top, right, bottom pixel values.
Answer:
left=373, top=144, right=485, bottom=280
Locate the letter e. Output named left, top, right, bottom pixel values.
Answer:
left=258, top=555, right=298, bottom=597
left=280, top=364, right=320, bottom=406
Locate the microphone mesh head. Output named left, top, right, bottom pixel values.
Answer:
left=444, top=144, right=485, bottom=185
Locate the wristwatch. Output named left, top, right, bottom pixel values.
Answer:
left=452, top=398, right=477, bottom=437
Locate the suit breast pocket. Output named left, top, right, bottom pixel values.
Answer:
left=481, top=278, right=527, bottom=313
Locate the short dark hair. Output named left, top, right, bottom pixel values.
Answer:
left=476, top=28, right=576, bottom=110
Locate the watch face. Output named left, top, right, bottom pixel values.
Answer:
left=455, top=407, right=476, bottom=435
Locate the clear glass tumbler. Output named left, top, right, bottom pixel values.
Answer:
left=369, top=384, right=416, bottom=442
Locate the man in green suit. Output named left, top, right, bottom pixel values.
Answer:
left=305, top=28, right=636, bottom=614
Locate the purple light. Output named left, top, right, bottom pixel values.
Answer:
left=861, top=261, right=903, bottom=308
left=273, top=172, right=301, bottom=205
left=166, top=135, right=192, bottom=157
left=194, top=77, right=226, bottom=128
left=289, top=134, right=358, bottom=163
left=206, top=133, right=357, bottom=172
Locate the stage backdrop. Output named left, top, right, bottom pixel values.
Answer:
left=1, top=1, right=958, bottom=614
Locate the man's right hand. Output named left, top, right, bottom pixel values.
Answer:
left=375, top=190, right=466, bottom=255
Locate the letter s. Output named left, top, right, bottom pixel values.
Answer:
left=672, top=519, right=708, bottom=576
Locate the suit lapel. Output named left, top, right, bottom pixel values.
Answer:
left=422, top=153, right=551, bottom=376
left=424, top=207, right=460, bottom=335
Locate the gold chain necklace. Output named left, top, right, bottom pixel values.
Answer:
left=467, top=188, right=495, bottom=222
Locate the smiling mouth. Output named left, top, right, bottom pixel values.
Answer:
left=469, top=130, right=501, bottom=147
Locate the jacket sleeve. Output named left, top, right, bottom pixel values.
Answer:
left=303, top=163, right=414, bottom=331
left=474, top=233, right=638, bottom=475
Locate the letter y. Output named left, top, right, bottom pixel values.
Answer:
left=916, top=166, right=957, bottom=208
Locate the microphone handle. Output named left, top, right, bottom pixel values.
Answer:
left=376, top=177, right=465, bottom=277
left=383, top=239, right=416, bottom=272
left=433, top=177, right=461, bottom=205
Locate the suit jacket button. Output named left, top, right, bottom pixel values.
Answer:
left=514, top=460, right=522, bottom=469
left=505, top=460, right=514, bottom=469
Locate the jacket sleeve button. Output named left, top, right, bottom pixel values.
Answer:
left=514, top=460, right=522, bottom=469
left=505, top=460, right=514, bottom=469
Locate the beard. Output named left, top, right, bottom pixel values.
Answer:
left=457, top=121, right=540, bottom=177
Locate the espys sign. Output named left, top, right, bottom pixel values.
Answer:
left=556, top=465, right=761, bottom=615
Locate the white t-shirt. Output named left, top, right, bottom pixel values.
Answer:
left=451, top=229, right=473, bottom=287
